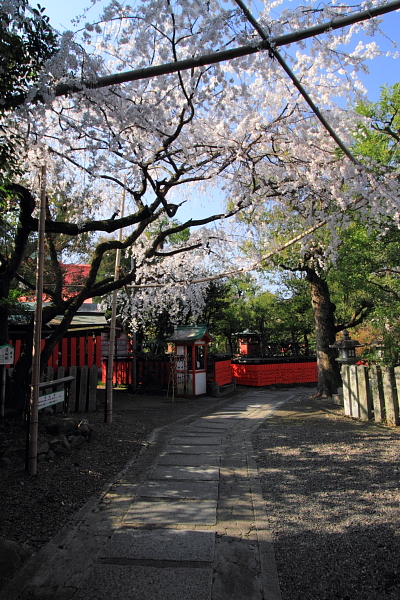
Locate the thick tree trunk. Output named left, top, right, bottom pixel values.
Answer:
left=0, top=283, right=10, bottom=346
left=306, top=268, right=341, bottom=397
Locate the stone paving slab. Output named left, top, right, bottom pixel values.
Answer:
left=182, top=429, right=227, bottom=436
left=185, top=424, right=229, bottom=432
left=166, top=445, right=221, bottom=455
left=211, top=410, right=244, bottom=413
left=123, top=500, right=217, bottom=525
left=179, top=429, right=221, bottom=435
left=157, top=453, right=220, bottom=467
left=73, top=564, right=213, bottom=600
left=139, top=480, right=219, bottom=499
left=169, top=436, right=222, bottom=445
left=102, top=530, right=215, bottom=561
left=190, top=420, right=239, bottom=429
left=150, top=465, right=220, bottom=481
left=232, top=403, right=263, bottom=410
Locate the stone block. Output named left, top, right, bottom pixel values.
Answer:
left=150, top=465, right=219, bottom=481
left=123, top=500, right=217, bottom=526
left=73, top=565, right=213, bottom=600
left=102, top=529, right=215, bottom=562
left=139, top=479, right=219, bottom=500
left=157, top=453, right=220, bottom=467
left=169, top=436, right=221, bottom=446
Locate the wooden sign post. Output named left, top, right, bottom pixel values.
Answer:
left=0, top=344, right=15, bottom=418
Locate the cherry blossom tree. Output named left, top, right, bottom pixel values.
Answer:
left=1, top=0, right=399, bottom=408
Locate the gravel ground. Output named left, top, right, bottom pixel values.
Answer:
left=252, top=393, right=400, bottom=600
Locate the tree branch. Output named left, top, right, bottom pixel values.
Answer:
left=335, top=300, right=374, bottom=333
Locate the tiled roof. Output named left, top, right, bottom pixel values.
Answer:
left=166, top=325, right=214, bottom=343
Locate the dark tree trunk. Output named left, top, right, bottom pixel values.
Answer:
left=0, top=281, right=10, bottom=346
left=306, top=267, right=341, bottom=397
left=10, top=329, right=34, bottom=415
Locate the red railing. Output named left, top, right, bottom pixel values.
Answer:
left=214, top=360, right=233, bottom=386
left=232, top=360, right=317, bottom=386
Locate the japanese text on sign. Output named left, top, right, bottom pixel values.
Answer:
left=38, top=391, right=65, bottom=410
left=0, top=345, right=15, bottom=365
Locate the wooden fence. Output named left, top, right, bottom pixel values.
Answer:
left=8, top=334, right=103, bottom=369
left=231, top=358, right=317, bottom=386
left=6, top=365, right=98, bottom=414
left=341, top=364, right=400, bottom=426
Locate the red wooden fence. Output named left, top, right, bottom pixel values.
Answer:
left=232, top=360, right=317, bottom=386
left=8, top=334, right=103, bottom=369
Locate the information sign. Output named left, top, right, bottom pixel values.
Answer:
left=38, top=390, right=65, bottom=410
left=0, top=344, right=14, bottom=365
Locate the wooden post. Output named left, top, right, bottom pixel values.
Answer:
left=131, top=331, right=137, bottom=392
left=26, top=165, right=46, bottom=475
left=382, top=366, right=400, bottom=426
left=78, top=366, right=88, bottom=412
left=45, top=366, right=54, bottom=385
left=393, top=366, right=400, bottom=424
left=55, top=366, right=65, bottom=414
left=370, top=365, right=384, bottom=423
left=356, top=365, right=372, bottom=421
left=68, top=366, right=77, bottom=413
left=88, top=364, right=97, bottom=412
left=105, top=176, right=126, bottom=424
left=341, top=366, right=351, bottom=416
left=349, top=365, right=360, bottom=419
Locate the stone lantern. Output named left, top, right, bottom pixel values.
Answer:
left=330, top=329, right=363, bottom=366
left=369, top=337, right=385, bottom=360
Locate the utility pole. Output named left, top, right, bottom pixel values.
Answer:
left=105, top=176, right=126, bottom=423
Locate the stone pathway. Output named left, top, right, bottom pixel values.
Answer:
left=2, top=388, right=302, bottom=600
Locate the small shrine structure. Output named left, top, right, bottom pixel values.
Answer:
left=235, top=330, right=261, bottom=356
left=166, top=325, right=214, bottom=396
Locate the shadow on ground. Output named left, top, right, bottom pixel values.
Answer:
left=252, top=395, right=400, bottom=600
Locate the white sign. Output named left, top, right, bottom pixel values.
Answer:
left=38, top=390, right=65, bottom=410
left=0, top=345, right=14, bottom=365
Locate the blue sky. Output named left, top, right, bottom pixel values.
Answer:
left=41, top=0, right=400, bottom=101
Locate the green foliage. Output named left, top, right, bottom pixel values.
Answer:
left=354, top=83, right=400, bottom=168
left=199, top=274, right=314, bottom=355
left=144, top=217, right=191, bottom=246
left=0, top=1, right=58, bottom=187
left=361, top=332, right=400, bottom=367
left=347, top=84, right=400, bottom=357
left=0, top=1, right=58, bottom=105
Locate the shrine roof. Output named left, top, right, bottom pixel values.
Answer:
left=166, top=325, right=214, bottom=343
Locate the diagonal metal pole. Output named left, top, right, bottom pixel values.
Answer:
left=6, top=0, right=400, bottom=111
left=234, top=0, right=360, bottom=165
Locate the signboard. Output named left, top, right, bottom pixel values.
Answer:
left=0, top=344, right=14, bottom=365
left=38, top=390, right=65, bottom=410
